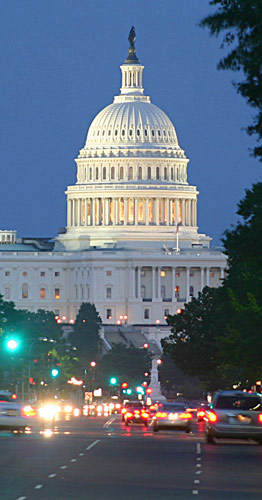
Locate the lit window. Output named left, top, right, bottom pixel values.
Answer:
left=106, top=270, right=112, bottom=276
left=40, top=288, right=46, bottom=299
left=210, top=271, right=215, bottom=278
left=138, top=200, right=145, bottom=222
left=22, top=283, right=28, bottom=299
left=106, top=287, right=112, bottom=299
left=106, top=309, right=112, bottom=319
left=55, top=272, right=60, bottom=277
left=175, top=272, right=180, bottom=277
left=160, top=270, right=166, bottom=277
left=55, top=288, right=60, bottom=300
left=144, top=309, right=149, bottom=319
left=5, top=271, right=10, bottom=277
left=23, top=271, right=27, bottom=277
left=175, top=286, right=180, bottom=298
left=40, top=271, right=45, bottom=277
left=128, top=199, right=134, bottom=223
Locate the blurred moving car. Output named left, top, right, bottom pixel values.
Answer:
left=121, top=400, right=143, bottom=421
left=206, top=390, right=262, bottom=444
left=0, top=391, right=37, bottom=433
left=150, top=402, right=193, bottom=433
left=197, top=402, right=209, bottom=422
left=124, top=405, right=150, bottom=426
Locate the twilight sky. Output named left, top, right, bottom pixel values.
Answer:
left=0, top=0, right=260, bottom=246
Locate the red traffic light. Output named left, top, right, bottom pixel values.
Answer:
left=121, top=382, right=129, bottom=389
left=146, top=388, right=153, bottom=394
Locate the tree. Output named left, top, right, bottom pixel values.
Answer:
left=200, top=1, right=262, bottom=160
left=162, top=287, right=230, bottom=391
left=69, top=303, right=102, bottom=364
left=101, top=343, right=152, bottom=388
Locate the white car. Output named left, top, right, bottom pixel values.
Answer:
left=0, top=391, right=37, bottom=433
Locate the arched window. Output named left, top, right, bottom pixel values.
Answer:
left=128, top=167, right=133, bottom=180
left=137, top=129, right=140, bottom=137
left=151, top=130, right=155, bottom=137
left=161, top=285, right=166, bottom=299
left=89, top=167, right=92, bottom=180
left=22, top=283, right=28, bottom=299
left=111, top=167, right=115, bottom=180
left=119, top=198, right=124, bottom=222
left=138, top=200, right=145, bottom=223
left=175, top=285, right=180, bottom=299
left=120, top=167, right=124, bottom=180
left=144, top=129, right=148, bottom=137
left=171, top=167, right=174, bottom=180
left=138, top=167, right=142, bottom=180
left=96, top=167, right=99, bottom=180
left=156, top=167, right=160, bottom=179
left=103, top=167, right=106, bottom=180
left=147, top=167, right=151, bottom=180
left=164, top=167, right=167, bottom=180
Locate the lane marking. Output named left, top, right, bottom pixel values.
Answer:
left=192, top=490, right=199, bottom=495
left=48, top=474, right=56, bottom=478
left=60, top=465, right=68, bottom=469
left=79, top=453, right=84, bottom=456
left=195, top=471, right=202, bottom=475
left=86, top=439, right=100, bottom=450
left=17, top=497, right=27, bottom=500
left=197, top=457, right=201, bottom=461
left=194, top=480, right=200, bottom=484
left=196, top=442, right=201, bottom=454
left=34, top=485, right=43, bottom=490
left=196, top=464, right=201, bottom=468
left=70, top=458, right=77, bottom=462
left=103, top=416, right=116, bottom=428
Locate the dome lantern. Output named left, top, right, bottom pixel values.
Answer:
left=119, top=27, right=145, bottom=97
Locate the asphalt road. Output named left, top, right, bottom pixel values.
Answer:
left=0, top=415, right=262, bottom=499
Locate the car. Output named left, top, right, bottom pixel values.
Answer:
left=121, top=400, right=143, bottom=421
left=0, top=391, right=37, bottom=433
left=197, top=402, right=209, bottom=422
left=124, top=405, right=150, bottom=426
left=205, top=390, right=262, bottom=444
left=150, top=402, right=193, bottom=433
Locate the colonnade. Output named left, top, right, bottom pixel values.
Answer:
left=67, top=197, right=197, bottom=228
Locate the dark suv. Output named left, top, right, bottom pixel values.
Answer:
left=206, top=390, right=262, bottom=444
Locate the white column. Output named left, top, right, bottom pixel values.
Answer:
left=152, top=266, right=156, bottom=299
left=182, top=199, right=185, bottom=226
left=166, top=199, right=169, bottom=225
left=169, top=200, right=173, bottom=225
left=200, top=267, right=204, bottom=290
left=194, top=200, right=197, bottom=226
left=131, top=267, right=136, bottom=298
left=206, top=267, right=210, bottom=287
left=186, top=267, right=190, bottom=301
left=67, top=199, right=71, bottom=227
left=145, top=199, right=149, bottom=225
left=157, top=267, right=161, bottom=298
left=175, top=199, right=179, bottom=224
left=137, top=266, right=141, bottom=299
left=79, top=199, right=82, bottom=226
left=155, top=198, right=160, bottom=225
left=172, top=267, right=176, bottom=301
left=124, top=198, right=128, bottom=225
left=102, top=199, right=105, bottom=225
left=220, top=267, right=225, bottom=281
left=135, top=198, right=138, bottom=225
left=85, top=199, right=88, bottom=226
left=105, top=199, right=109, bottom=225
left=92, top=198, right=96, bottom=226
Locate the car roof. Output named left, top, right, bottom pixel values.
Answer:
left=214, top=390, right=262, bottom=397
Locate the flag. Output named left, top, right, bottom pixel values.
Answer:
left=175, top=222, right=181, bottom=235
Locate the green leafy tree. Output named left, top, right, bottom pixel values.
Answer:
left=101, top=343, right=152, bottom=389
left=69, top=303, right=102, bottom=365
left=162, top=287, right=230, bottom=391
left=200, top=0, right=262, bottom=160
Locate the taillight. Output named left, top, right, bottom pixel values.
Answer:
left=208, top=411, right=218, bottom=423
left=126, top=412, right=133, bottom=418
left=156, top=412, right=168, bottom=418
left=121, top=408, right=127, bottom=414
left=21, top=405, right=36, bottom=417
left=180, top=412, right=193, bottom=419
left=198, top=411, right=205, bottom=417
left=258, top=413, right=262, bottom=424
left=134, top=410, right=140, bottom=414
left=142, top=412, right=149, bottom=418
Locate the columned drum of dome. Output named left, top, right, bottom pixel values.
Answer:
left=58, top=29, right=211, bottom=250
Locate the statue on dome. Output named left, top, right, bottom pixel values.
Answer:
left=128, top=26, right=136, bottom=47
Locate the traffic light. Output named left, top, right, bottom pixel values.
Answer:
left=121, top=382, right=129, bottom=389
left=126, top=388, right=132, bottom=395
left=136, top=386, right=145, bottom=395
left=50, top=368, right=60, bottom=378
left=109, top=377, right=118, bottom=385
left=6, top=338, right=19, bottom=351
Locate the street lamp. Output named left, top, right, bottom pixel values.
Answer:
left=28, top=337, right=55, bottom=401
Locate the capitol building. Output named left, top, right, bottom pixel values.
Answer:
left=0, top=29, right=226, bottom=343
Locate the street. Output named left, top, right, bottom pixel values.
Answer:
left=0, top=415, right=262, bottom=499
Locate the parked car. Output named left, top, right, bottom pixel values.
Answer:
left=205, top=390, right=262, bottom=444
left=150, top=402, right=193, bottom=433
left=0, top=391, right=37, bottom=433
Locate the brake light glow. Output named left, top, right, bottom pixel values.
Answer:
left=126, top=412, right=133, bottom=418
left=197, top=411, right=205, bottom=417
left=208, top=411, right=218, bottom=423
left=21, top=405, right=36, bottom=417
left=180, top=412, right=193, bottom=419
left=156, top=412, right=168, bottom=418
left=121, top=408, right=127, bottom=414
left=258, top=413, right=262, bottom=424
left=141, top=412, right=149, bottom=418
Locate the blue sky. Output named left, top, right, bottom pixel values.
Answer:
left=0, top=0, right=260, bottom=245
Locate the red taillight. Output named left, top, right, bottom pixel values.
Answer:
left=180, top=412, right=193, bottom=419
left=21, top=405, right=36, bottom=418
left=156, top=412, right=168, bottom=418
left=258, top=413, right=262, bottom=424
left=142, top=412, right=149, bottom=418
left=134, top=410, right=140, bottom=414
left=208, top=411, right=218, bottom=423
left=126, top=412, right=133, bottom=418
left=121, top=408, right=127, bottom=414
left=198, top=411, right=205, bottom=417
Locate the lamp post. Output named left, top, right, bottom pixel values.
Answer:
left=28, top=337, right=55, bottom=402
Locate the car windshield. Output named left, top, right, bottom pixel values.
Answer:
left=214, top=395, right=261, bottom=411
left=160, top=404, right=187, bottom=412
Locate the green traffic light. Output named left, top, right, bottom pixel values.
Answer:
left=51, top=368, right=60, bottom=378
left=6, top=339, right=19, bottom=351
left=109, top=377, right=118, bottom=385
